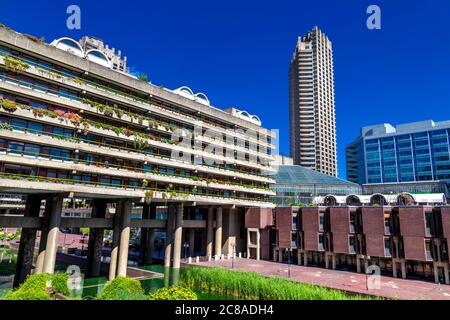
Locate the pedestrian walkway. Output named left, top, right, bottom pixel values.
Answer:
left=191, top=258, right=450, bottom=300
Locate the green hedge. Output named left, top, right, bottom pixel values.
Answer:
left=97, top=277, right=145, bottom=300
left=4, top=273, right=70, bottom=300
left=181, top=267, right=379, bottom=300
left=148, top=287, right=197, bottom=300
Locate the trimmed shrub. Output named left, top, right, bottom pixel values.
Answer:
left=97, top=277, right=145, bottom=300
left=148, top=287, right=198, bottom=300
left=52, top=273, right=70, bottom=296
left=3, top=273, right=71, bottom=300
left=4, top=288, right=51, bottom=300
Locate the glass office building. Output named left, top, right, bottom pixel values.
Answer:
left=346, top=120, right=450, bottom=193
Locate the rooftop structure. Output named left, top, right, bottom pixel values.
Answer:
left=271, top=165, right=361, bottom=206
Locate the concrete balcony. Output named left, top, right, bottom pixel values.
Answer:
left=0, top=152, right=276, bottom=196
left=0, top=175, right=275, bottom=208
left=0, top=103, right=274, bottom=173
left=0, top=129, right=276, bottom=185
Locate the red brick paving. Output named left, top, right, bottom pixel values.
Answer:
left=192, top=258, right=450, bottom=300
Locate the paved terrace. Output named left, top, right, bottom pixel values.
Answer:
left=191, top=258, right=450, bottom=300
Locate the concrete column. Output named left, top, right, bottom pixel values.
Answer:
left=223, top=208, right=237, bottom=255
left=42, top=194, right=64, bottom=274
left=278, top=249, right=283, bottom=262
left=331, top=254, right=336, bottom=270
left=206, top=207, right=214, bottom=257
left=86, top=199, right=107, bottom=278
left=188, top=229, right=195, bottom=256
left=164, top=206, right=174, bottom=268
left=401, top=261, right=406, bottom=279
left=445, top=264, right=450, bottom=285
left=109, top=201, right=124, bottom=280
left=325, top=253, right=329, bottom=269
left=392, top=260, right=397, bottom=278
left=116, top=200, right=132, bottom=277
left=304, top=251, right=308, bottom=266
left=35, top=199, right=51, bottom=274
left=14, top=195, right=41, bottom=287
left=356, top=257, right=361, bottom=273
left=172, top=203, right=184, bottom=269
left=214, top=207, right=223, bottom=257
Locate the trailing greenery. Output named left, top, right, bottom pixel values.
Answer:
left=3, top=273, right=70, bottom=300
left=181, top=267, right=379, bottom=300
left=3, top=55, right=29, bottom=73
left=1, top=99, right=17, bottom=112
left=97, top=277, right=145, bottom=300
left=148, top=286, right=197, bottom=300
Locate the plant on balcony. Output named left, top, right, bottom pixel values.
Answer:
left=4, top=56, right=29, bottom=73
left=133, top=135, right=148, bottom=150
left=161, top=192, right=167, bottom=200
left=145, top=190, right=154, bottom=203
left=137, top=73, right=148, bottom=82
left=0, top=122, right=12, bottom=130
left=151, top=168, right=159, bottom=175
left=114, top=108, right=124, bottom=119
left=191, top=186, right=197, bottom=194
left=142, top=179, right=148, bottom=188
left=71, top=77, right=84, bottom=85
left=103, top=106, right=114, bottom=117
left=66, top=112, right=82, bottom=125
left=31, top=108, right=45, bottom=118
left=1, top=99, right=17, bottom=112
left=23, top=34, right=45, bottom=44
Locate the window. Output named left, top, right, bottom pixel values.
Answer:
left=318, top=234, right=325, bottom=251
left=349, top=235, right=356, bottom=253
left=319, top=213, right=325, bottom=231
left=384, top=237, right=392, bottom=257
left=425, top=212, right=433, bottom=237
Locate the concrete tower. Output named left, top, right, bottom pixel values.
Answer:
left=289, top=26, right=337, bottom=176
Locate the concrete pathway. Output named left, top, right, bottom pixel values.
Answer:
left=191, top=258, right=450, bottom=300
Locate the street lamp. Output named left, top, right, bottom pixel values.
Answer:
left=183, top=242, right=189, bottom=261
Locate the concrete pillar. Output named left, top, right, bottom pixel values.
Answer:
left=172, top=203, right=184, bottom=269
left=356, top=257, right=361, bottom=273
left=325, top=253, right=329, bottom=269
left=223, top=208, right=237, bottom=255
left=108, top=202, right=122, bottom=280
left=116, top=199, right=132, bottom=277
left=401, top=261, right=406, bottom=279
left=331, top=254, right=336, bottom=270
left=278, top=249, right=283, bottom=262
left=14, top=195, right=41, bottom=287
left=445, top=264, right=450, bottom=285
left=42, top=194, right=64, bottom=274
left=35, top=197, right=54, bottom=274
left=164, top=206, right=174, bottom=268
left=188, top=229, right=195, bottom=256
left=392, top=260, right=397, bottom=278
left=214, top=207, right=223, bottom=257
left=206, top=207, right=214, bottom=257
left=86, top=199, right=107, bottom=278
left=304, top=251, right=308, bottom=266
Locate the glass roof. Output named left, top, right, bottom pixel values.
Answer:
left=273, top=165, right=359, bottom=186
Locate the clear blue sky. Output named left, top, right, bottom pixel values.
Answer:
left=1, top=0, right=450, bottom=178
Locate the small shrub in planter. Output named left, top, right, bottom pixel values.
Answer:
left=1, top=99, right=17, bottom=112
left=97, top=276, right=145, bottom=300
left=4, top=288, right=51, bottom=300
left=148, top=286, right=198, bottom=300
